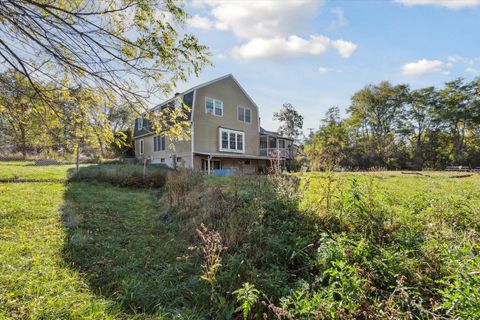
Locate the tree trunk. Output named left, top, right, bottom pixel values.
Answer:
left=76, top=140, right=80, bottom=176
left=20, top=125, right=26, bottom=160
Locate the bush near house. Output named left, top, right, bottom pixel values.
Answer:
left=69, top=163, right=170, bottom=188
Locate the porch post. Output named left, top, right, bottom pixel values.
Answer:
left=208, top=155, right=211, bottom=175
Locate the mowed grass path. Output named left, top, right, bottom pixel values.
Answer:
left=0, top=181, right=120, bottom=319
left=0, top=162, right=199, bottom=319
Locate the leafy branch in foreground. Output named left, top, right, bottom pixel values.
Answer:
left=0, top=0, right=210, bottom=106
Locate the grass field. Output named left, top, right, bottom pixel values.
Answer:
left=1, top=162, right=479, bottom=319
left=0, top=161, right=79, bottom=180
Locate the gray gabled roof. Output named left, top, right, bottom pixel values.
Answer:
left=151, top=74, right=259, bottom=114
left=260, top=127, right=294, bottom=140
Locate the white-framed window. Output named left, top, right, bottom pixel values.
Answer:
left=153, top=135, right=166, bottom=152
left=205, top=97, right=223, bottom=117
left=139, top=139, right=144, bottom=155
left=219, top=128, right=244, bottom=153
left=176, top=157, right=183, bottom=162
left=279, top=139, right=286, bottom=148
left=138, top=116, right=143, bottom=130
left=160, top=158, right=165, bottom=163
left=237, top=106, right=251, bottom=123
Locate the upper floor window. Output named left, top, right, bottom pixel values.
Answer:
left=153, top=135, right=166, bottom=152
left=219, top=128, right=244, bottom=153
left=237, top=106, right=251, bottom=123
left=138, top=116, right=143, bottom=130
left=205, top=97, right=223, bottom=117
left=279, top=139, right=286, bottom=148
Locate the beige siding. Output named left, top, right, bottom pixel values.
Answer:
left=135, top=134, right=193, bottom=168
left=192, top=77, right=260, bottom=156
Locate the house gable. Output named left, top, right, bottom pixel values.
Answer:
left=191, top=75, right=260, bottom=156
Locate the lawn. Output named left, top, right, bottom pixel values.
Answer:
left=1, top=162, right=479, bottom=319
left=0, top=161, right=80, bottom=180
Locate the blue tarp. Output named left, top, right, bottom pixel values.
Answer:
left=214, top=168, right=235, bottom=176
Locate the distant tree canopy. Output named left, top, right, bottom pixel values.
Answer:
left=273, top=103, right=304, bottom=143
left=304, top=78, right=480, bottom=170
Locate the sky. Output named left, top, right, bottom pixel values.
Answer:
left=172, top=0, right=480, bottom=133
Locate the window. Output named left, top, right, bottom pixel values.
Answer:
left=176, top=157, right=182, bottom=162
left=138, top=116, right=143, bottom=130
left=236, top=134, right=243, bottom=151
left=229, top=132, right=236, bottom=150
left=222, top=131, right=228, bottom=149
left=219, top=128, right=244, bottom=153
left=153, top=135, right=166, bottom=152
left=279, top=139, right=286, bottom=148
left=160, top=158, right=165, bottom=163
left=238, top=106, right=251, bottom=123
left=139, top=139, right=144, bottom=155
left=205, top=97, right=223, bottom=116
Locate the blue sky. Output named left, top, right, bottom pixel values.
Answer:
left=173, top=0, right=480, bottom=133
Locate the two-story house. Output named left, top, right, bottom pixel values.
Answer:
left=133, top=74, right=293, bottom=174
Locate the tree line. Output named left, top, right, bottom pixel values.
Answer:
left=304, top=78, right=480, bottom=170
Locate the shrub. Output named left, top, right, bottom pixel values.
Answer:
left=69, top=163, right=169, bottom=188
left=233, top=283, right=261, bottom=320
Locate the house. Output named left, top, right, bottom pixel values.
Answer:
left=133, top=74, right=294, bottom=173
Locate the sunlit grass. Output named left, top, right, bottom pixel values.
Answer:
left=0, top=161, right=81, bottom=180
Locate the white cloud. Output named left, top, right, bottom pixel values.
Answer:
left=232, top=35, right=357, bottom=60
left=447, top=55, right=460, bottom=62
left=193, top=0, right=323, bottom=38
left=329, top=7, right=348, bottom=30
left=447, top=55, right=475, bottom=66
left=187, top=14, right=227, bottom=31
left=394, top=0, right=480, bottom=9
left=466, top=67, right=480, bottom=74
left=190, top=1, right=357, bottom=60
left=331, top=40, right=358, bottom=58
left=319, top=67, right=342, bottom=74
left=401, top=59, right=444, bottom=76
left=187, top=14, right=215, bottom=30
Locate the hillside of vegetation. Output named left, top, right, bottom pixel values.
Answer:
left=1, top=163, right=479, bottom=319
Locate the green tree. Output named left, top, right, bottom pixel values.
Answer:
left=273, top=103, right=304, bottom=143
left=0, top=0, right=209, bottom=105
left=304, top=107, right=349, bottom=170
left=348, top=81, right=409, bottom=168
left=435, top=78, right=477, bottom=164
left=403, top=86, right=438, bottom=168
left=0, top=0, right=210, bottom=157
left=0, top=71, right=54, bottom=158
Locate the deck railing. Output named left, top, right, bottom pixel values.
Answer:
left=259, top=148, right=291, bottom=158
